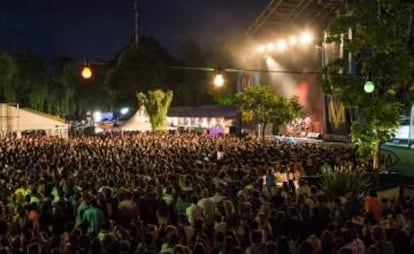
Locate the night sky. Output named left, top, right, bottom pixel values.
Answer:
left=0, top=0, right=269, bottom=60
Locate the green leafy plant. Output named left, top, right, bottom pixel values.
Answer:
left=320, top=166, right=371, bottom=200
left=137, top=89, right=173, bottom=132
left=324, top=0, right=414, bottom=169
left=235, top=86, right=301, bottom=139
left=0, top=49, right=17, bottom=102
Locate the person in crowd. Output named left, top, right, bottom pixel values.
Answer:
left=369, top=225, right=394, bottom=254
left=364, top=190, right=383, bottom=223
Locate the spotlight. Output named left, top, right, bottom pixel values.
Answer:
left=267, top=43, right=275, bottom=51
left=120, top=107, right=130, bottom=115
left=277, top=40, right=287, bottom=51
left=289, top=36, right=297, bottom=45
left=93, top=111, right=102, bottom=122
left=258, top=45, right=266, bottom=53
left=300, top=32, right=314, bottom=44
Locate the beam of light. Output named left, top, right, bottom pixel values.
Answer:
left=264, top=56, right=296, bottom=97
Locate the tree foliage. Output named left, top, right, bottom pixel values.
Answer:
left=235, top=86, right=302, bottom=139
left=137, top=89, right=173, bottom=131
left=0, top=34, right=243, bottom=119
left=12, top=51, right=48, bottom=111
left=324, top=0, right=414, bottom=168
left=0, top=49, right=17, bottom=102
left=270, top=96, right=302, bottom=133
left=52, top=57, right=79, bottom=118
left=173, top=38, right=213, bottom=106
left=320, top=166, right=371, bottom=200
left=104, top=38, right=172, bottom=109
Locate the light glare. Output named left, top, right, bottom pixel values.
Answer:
left=93, top=111, right=102, bottom=122
left=277, top=40, right=287, bottom=51
left=258, top=45, right=266, bottom=53
left=214, top=74, right=224, bottom=87
left=364, top=81, right=375, bottom=93
left=300, top=32, right=314, bottom=44
left=81, top=66, right=92, bottom=79
left=120, top=107, right=129, bottom=115
left=289, top=36, right=297, bottom=45
left=267, top=43, right=275, bottom=51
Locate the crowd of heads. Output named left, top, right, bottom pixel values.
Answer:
left=0, top=131, right=412, bottom=253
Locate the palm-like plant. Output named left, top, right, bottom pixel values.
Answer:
left=320, top=165, right=371, bottom=200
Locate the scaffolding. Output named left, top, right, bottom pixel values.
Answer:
left=246, top=0, right=344, bottom=37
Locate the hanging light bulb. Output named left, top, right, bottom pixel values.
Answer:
left=214, top=74, right=224, bottom=87
left=81, top=59, right=93, bottom=79
left=364, top=80, right=375, bottom=93
left=81, top=66, right=92, bottom=79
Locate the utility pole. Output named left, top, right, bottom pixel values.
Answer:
left=134, top=0, right=140, bottom=48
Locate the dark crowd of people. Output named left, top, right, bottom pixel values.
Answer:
left=0, top=132, right=413, bottom=253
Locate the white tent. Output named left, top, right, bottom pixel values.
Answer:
left=121, top=107, right=153, bottom=132
left=0, top=103, right=69, bottom=138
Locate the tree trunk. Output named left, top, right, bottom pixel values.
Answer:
left=372, top=140, right=380, bottom=170
left=261, top=122, right=267, bottom=141
left=152, top=128, right=155, bottom=145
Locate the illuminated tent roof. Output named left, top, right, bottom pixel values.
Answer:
left=0, top=103, right=68, bottom=137
left=168, top=105, right=236, bottom=118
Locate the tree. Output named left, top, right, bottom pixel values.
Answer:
left=12, top=51, right=48, bottom=111
left=0, top=49, right=17, bottom=102
left=324, top=0, right=414, bottom=169
left=105, top=38, right=172, bottom=109
left=46, top=57, right=79, bottom=117
left=136, top=89, right=173, bottom=132
left=173, top=38, right=213, bottom=106
left=270, top=96, right=302, bottom=134
left=235, top=85, right=301, bottom=139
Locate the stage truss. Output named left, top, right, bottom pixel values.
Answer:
left=246, top=0, right=345, bottom=37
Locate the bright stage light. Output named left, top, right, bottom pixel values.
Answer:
left=289, top=36, right=297, bottom=45
left=300, top=32, right=314, bottom=44
left=120, top=107, right=130, bottom=115
left=258, top=45, right=266, bottom=53
left=277, top=40, right=288, bottom=51
left=93, top=111, right=102, bottom=122
left=267, top=43, right=275, bottom=51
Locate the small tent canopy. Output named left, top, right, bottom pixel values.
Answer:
left=121, top=107, right=152, bottom=132
left=0, top=103, right=69, bottom=138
